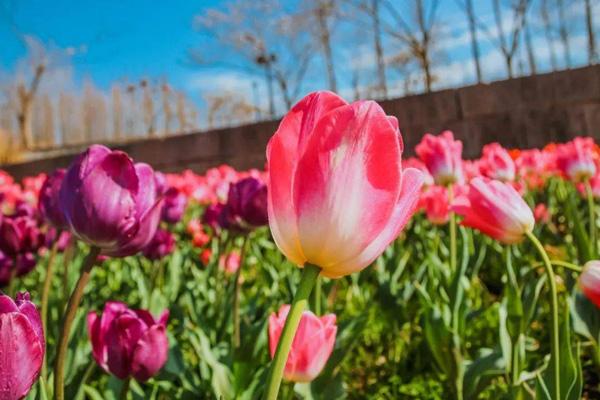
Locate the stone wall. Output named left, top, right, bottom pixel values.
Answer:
left=3, top=65, right=600, bottom=179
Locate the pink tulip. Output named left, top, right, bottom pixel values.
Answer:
left=580, top=261, right=600, bottom=308
left=420, top=186, right=451, bottom=225
left=478, top=143, right=516, bottom=182
left=534, top=203, right=550, bottom=224
left=267, top=91, right=423, bottom=278
left=452, top=177, right=534, bottom=244
left=88, top=302, right=169, bottom=382
left=0, top=292, right=45, bottom=400
left=555, top=137, right=597, bottom=183
left=403, top=157, right=434, bottom=186
left=219, top=250, right=241, bottom=274
left=268, top=305, right=336, bottom=383
left=415, top=130, right=464, bottom=185
left=514, top=149, right=551, bottom=189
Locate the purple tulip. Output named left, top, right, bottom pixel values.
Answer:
left=0, top=215, right=44, bottom=256
left=202, top=203, right=225, bottom=232
left=0, top=292, right=45, bottom=400
left=154, top=171, right=168, bottom=196
left=142, top=228, right=175, bottom=260
left=38, top=168, right=67, bottom=229
left=87, top=302, right=169, bottom=382
left=0, top=252, right=37, bottom=287
left=59, top=145, right=163, bottom=257
left=161, top=187, right=187, bottom=224
left=220, top=177, right=268, bottom=231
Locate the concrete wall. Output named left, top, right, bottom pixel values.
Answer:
left=3, top=65, right=600, bottom=179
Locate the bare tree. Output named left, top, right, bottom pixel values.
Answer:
left=485, top=0, right=531, bottom=78
left=455, top=0, right=482, bottom=83
left=344, top=0, right=388, bottom=97
left=585, top=0, right=597, bottom=64
left=194, top=0, right=312, bottom=117
left=540, top=0, right=558, bottom=71
left=16, top=63, right=45, bottom=149
left=310, top=0, right=339, bottom=92
left=523, top=12, right=537, bottom=75
left=382, top=0, right=441, bottom=92
left=557, top=0, right=571, bottom=68
left=111, top=85, right=123, bottom=141
left=204, top=91, right=256, bottom=129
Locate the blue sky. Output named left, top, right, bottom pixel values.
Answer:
left=0, top=0, right=594, bottom=123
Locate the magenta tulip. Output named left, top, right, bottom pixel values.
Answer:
left=268, top=305, right=336, bottom=382
left=142, top=228, right=175, bottom=260
left=0, top=292, right=45, bottom=400
left=38, top=168, right=67, bottom=229
left=220, top=177, right=268, bottom=232
left=88, top=302, right=169, bottom=382
left=59, top=145, right=163, bottom=257
left=161, top=187, right=187, bottom=224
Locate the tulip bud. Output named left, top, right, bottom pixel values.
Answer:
left=38, top=168, right=67, bottom=229
left=59, top=145, right=163, bottom=257
left=479, top=143, right=516, bottom=182
left=142, top=228, right=175, bottom=260
left=220, top=177, right=268, bottom=232
left=161, top=187, right=187, bottom=224
left=87, top=302, right=169, bottom=382
left=555, top=137, right=597, bottom=183
left=0, top=292, right=45, bottom=400
left=452, top=177, right=534, bottom=244
left=415, top=130, right=464, bottom=185
left=202, top=203, right=225, bottom=232
left=267, top=91, right=423, bottom=278
left=268, top=305, right=336, bottom=383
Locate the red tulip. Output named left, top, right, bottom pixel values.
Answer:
left=479, top=143, right=516, bottom=182
left=219, top=250, right=241, bottom=274
left=415, top=130, right=464, bottom=185
left=87, top=302, right=169, bottom=382
left=267, top=91, right=423, bottom=278
left=0, top=292, right=45, bottom=400
left=452, top=177, right=534, bottom=244
left=534, top=203, right=550, bottom=224
left=580, top=261, right=600, bottom=308
left=268, top=305, right=336, bottom=382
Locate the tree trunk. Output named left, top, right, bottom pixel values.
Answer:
left=585, top=0, right=597, bottom=64
left=371, top=0, right=387, bottom=98
left=317, top=2, right=337, bottom=92
left=557, top=0, right=571, bottom=67
left=524, top=20, right=536, bottom=75
left=265, top=62, right=276, bottom=118
left=540, top=0, right=558, bottom=71
left=465, top=0, right=482, bottom=83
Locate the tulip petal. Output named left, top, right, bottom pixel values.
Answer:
left=267, top=91, right=347, bottom=266
left=293, top=101, right=402, bottom=270
left=107, top=198, right=163, bottom=257
left=106, top=313, right=147, bottom=379
left=322, top=167, right=423, bottom=278
left=0, top=313, right=44, bottom=400
left=0, top=295, right=18, bottom=314
left=131, top=324, right=169, bottom=382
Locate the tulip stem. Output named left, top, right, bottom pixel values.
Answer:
left=449, top=185, right=457, bottom=272
left=40, top=238, right=60, bottom=381
left=585, top=179, right=597, bottom=257
left=53, top=246, right=100, bottom=400
left=233, top=235, right=250, bottom=349
left=314, top=278, right=322, bottom=315
left=526, top=232, right=560, bottom=398
left=120, top=377, right=131, bottom=400
left=263, top=263, right=321, bottom=400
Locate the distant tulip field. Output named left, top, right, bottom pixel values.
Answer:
left=3, top=91, right=600, bottom=400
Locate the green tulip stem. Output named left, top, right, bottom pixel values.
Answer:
left=526, top=231, right=560, bottom=398
left=263, top=263, right=321, bottom=400
left=550, top=260, right=583, bottom=273
left=120, top=377, right=131, bottom=400
left=233, top=235, right=250, bottom=349
left=314, top=277, right=322, bottom=316
left=585, top=179, right=597, bottom=256
left=449, top=184, right=457, bottom=272
left=40, top=237, right=60, bottom=381
left=54, top=246, right=100, bottom=400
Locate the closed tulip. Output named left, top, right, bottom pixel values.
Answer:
left=87, top=302, right=169, bottom=382
left=38, top=168, right=67, bottom=229
left=479, top=143, right=516, bottom=182
left=267, top=91, right=423, bottom=279
left=415, top=130, right=464, bottom=185
left=142, top=228, right=175, bottom=260
left=0, top=292, right=45, bottom=400
left=0, top=215, right=44, bottom=257
left=59, top=145, right=163, bottom=257
left=580, top=261, right=600, bottom=308
left=268, top=305, right=336, bottom=383
left=161, top=187, right=187, bottom=224
left=555, top=137, right=597, bottom=183
left=220, top=177, right=268, bottom=232
left=452, top=177, right=534, bottom=244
